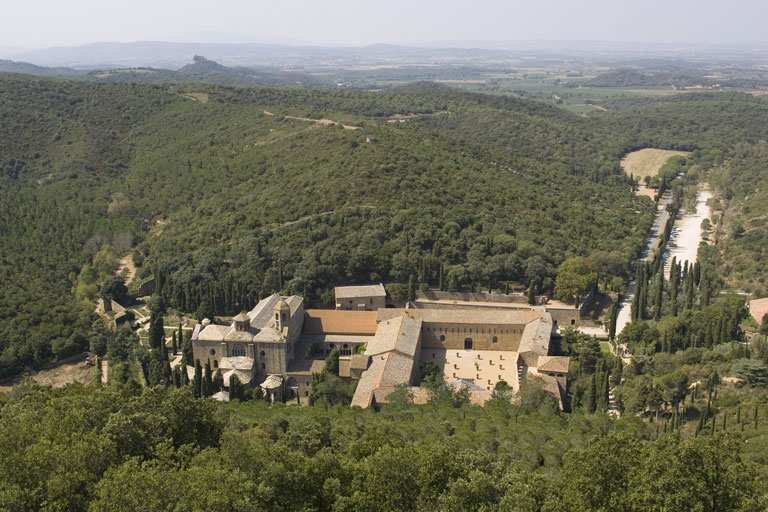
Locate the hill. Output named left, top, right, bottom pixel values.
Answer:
left=0, top=74, right=657, bottom=376
left=3, top=74, right=768, bottom=376
left=0, top=59, right=84, bottom=76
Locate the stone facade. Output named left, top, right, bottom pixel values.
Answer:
left=191, top=294, right=305, bottom=386
left=335, top=284, right=386, bottom=311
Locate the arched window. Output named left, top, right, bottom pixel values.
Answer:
left=439, top=335, right=446, bottom=342
left=464, top=338, right=473, bottom=350
left=492, top=336, right=498, bottom=343
left=213, top=360, right=218, bottom=368
left=232, top=343, right=245, bottom=357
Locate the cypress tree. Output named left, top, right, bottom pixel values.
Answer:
left=693, top=262, right=701, bottom=287
left=203, top=361, right=213, bottom=397
left=229, top=374, right=242, bottom=400
left=193, top=359, right=202, bottom=398
left=171, top=332, right=177, bottom=357
left=148, top=295, right=165, bottom=350
left=527, top=285, right=536, bottom=305
left=585, top=372, right=597, bottom=413
left=172, top=366, right=181, bottom=387
left=755, top=405, right=759, bottom=429
left=213, top=369, right=224, bottom=393
left=182, top=364, right=190, bottom=386
left=177, top=323, right=183, bottom=355
left=653, top=274, right=663, bottom=321
left=685, top=274, right=695, bottom=310
left=723, top=411, right=727, bottom=430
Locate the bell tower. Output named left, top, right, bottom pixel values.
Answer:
left=274, top=299, right=290, bottom=332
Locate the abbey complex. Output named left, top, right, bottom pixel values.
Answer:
left=191, top=285, right=570, bottom=409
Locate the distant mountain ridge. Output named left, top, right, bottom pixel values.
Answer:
left=0, top=55, right=329, bottom=87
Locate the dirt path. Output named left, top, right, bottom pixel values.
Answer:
left=264, top=206, right=376, bottom=232
left=262, top=110, right=361, bottom=130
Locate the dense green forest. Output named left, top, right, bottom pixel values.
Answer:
left=3, top=72, right=768, bottom=376
left=3, top=68, right=768, bottom=508
left=1, top=380, right=766, bottom=511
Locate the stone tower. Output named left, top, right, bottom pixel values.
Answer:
left=274, top=299, right=290, bottom=333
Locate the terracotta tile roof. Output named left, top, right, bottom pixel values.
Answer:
left=304, top=310, right=378, bottom=335
left=335, top=284, right=386, bottom=299
left=339, top=358, right=351, bottom=378
left=350, top=354, right=370, bottom=370
left=750, top=298, right=768, bottom=325
left=537, top=356, right=570, bottom=374
left=376, top=307, right=541, bottom=326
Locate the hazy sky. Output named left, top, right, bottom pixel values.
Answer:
left=4, top=0, right=767, bottom=48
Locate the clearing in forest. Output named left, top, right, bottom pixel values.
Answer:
left=621, top=148, right=691, bottom=179
left=181, top=93, right=209, bottom=103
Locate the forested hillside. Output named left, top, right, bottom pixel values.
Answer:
left=3, top=68, right=768, bottom=510
left=0, top=74, right=657, bottom=375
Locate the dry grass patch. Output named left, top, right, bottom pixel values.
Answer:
left=182, top=93, right=209, bottom=103
left=621, top=148, right=691, bottom=179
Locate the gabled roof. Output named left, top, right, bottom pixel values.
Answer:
left=196, top=324, right=229, bottom=342
left=303, top=310, right=378, bottom=335
left=364, top=314, right=422, bottom=358
left=253, top=327, right=282, bottom=343
left=376, top=307, right=541, bottom=326
left=335, top=284, right=386, bottom=299
left=219, top=356, right=255, bottom=371
left=537, top=356, right=570, bottom=374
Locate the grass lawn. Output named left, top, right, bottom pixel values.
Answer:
left=599, top=342, right=612, bottom=355
left=621, top=148, right=691, bottom=179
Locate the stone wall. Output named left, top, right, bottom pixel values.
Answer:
left=419, top=322, right=524, bottom=351
left=337, top=295, right=386, bottom=311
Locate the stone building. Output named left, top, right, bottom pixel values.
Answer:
left=335, top=284, right=386, bottom=311
left=190, top=293, right=305, bottom=388
left=351, top=307, right=569, bottom=410
left=189, top=290, right=569, bottom=410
